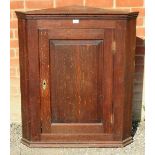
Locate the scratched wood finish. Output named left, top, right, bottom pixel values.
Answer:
left=48, top=29, right=106, bottom=135
left=123, top=18, right=137, bottom=140
left=50, top=40, right=102, bottom=123
left=18, top=19, right=41, bottom=141
left=16, top=5, right=138, bottom=147
left=50, top=123, right=104, bottom=133
left=39, top=30, right=51, bottom=133
left=18, top=19, right=30, bottom=140
left=103, top=29, right=114, bottom=134
left=48, top=29, right=104, bottom=39
left=37, top=20, right=116, bottom=29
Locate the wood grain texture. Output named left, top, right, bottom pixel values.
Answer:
left=103, top=29, right=114, bottom=134
left=50, top=40, right=102, bottom=123
left=50, top=123, right=104, bottom=133
left=21, top=136, right=133, bottom=148
left=48, top=29, right=104, bottom=39
left=39, top=29, right=51, bottom=133
left=18, top=19, right=30, bottom=140
left=18, top=19, right=41, bottom=141
left=113, top=21, right=126, bottom=140
left=26, top=20, right=41, bottom=141
left=37, top=20, right=116, bottom=29
left=16, top=6, right=138, bottom=147
left=38, top=28, right=112, bottom=139
left=123, top=18, right=137, bottom=140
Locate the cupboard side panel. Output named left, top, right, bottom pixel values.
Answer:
left=26, top=20, right=41, bottom=141
left=113, top=21, right=127, bottom=140
left=18, top=19, right=30, bottom=140
left=123, top=19, right=137, bottom=139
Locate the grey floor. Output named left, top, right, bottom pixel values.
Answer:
left=10, top=121, right=144, bottom=155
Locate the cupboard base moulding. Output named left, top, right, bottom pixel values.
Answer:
left=21, top=137, right=133, bottom=148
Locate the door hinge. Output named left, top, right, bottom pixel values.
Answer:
left=112, top=41, right=116, bottom=54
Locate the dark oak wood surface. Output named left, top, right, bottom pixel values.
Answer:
left=16, top=5, right=138, bottom=147
left=50, top=40, right=102, bottom=123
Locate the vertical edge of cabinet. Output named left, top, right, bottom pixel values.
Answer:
left=113, top=20, right=128, bottom=141
left=113, top=18, right=137, bottom=141
left=18, top=18, right=30, bottom=140
left=103, top=29, right=114, bottom=134
left=123, top=18, right=137, bottom=140
left=18, top=18, right=41, bottom=141
left=27, top=20, right=41, bottom=141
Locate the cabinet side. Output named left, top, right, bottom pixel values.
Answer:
left=123, top=18, right=137, bottom=140
left=18, top=18, right=41, bottom=142
left=113, top=18, right=137, bottom=141
left=18, top=18, right=31, bottom=140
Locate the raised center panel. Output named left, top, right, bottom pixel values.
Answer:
left=50, top=40, right=103, bottom=123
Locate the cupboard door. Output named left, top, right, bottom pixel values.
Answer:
left=39, top=28, right=114, bottom=141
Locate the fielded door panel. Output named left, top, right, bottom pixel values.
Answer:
left=39, top=28, right=114, bottom=141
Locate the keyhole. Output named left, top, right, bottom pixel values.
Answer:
left=42, top=80, right=46, bottom=90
